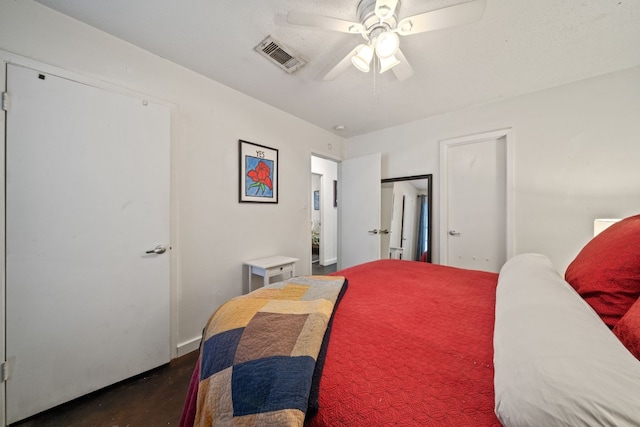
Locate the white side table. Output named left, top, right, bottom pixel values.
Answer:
left=245, top=256, right=299, bottom=292
left=389, top=247, right=404, bottom=259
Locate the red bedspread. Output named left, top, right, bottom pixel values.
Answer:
left=308, top=259, right=500, bottom=426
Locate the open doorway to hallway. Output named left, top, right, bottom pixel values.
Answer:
left=311, top=156, right=338, bottom=275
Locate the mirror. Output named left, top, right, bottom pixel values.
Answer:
left=380, top=174, right=432, bottom=263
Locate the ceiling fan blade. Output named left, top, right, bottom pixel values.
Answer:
left=375, top=0, right=399, bottom=21
left=396, top=0, right=486, bottom=36
left=391, top=49, right=414, bottom=81
left=322, top=45, right=363, bottom=81
left=287, top=11, right=365, bottom=34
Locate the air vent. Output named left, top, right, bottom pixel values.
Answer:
left=255, top=36, right=307, bottom=74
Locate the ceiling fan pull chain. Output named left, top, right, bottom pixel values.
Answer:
left=373, top=57, right=378, bottom=97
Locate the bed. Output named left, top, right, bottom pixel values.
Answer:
left=181, top=214, right=640, bottom=426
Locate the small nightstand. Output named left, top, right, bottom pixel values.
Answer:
left=245, top=256, right=299, bottom=292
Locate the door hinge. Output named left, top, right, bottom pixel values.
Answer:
left=0, top=361, right=10, bottom=382
left=1, top=92, right=9, bottom=111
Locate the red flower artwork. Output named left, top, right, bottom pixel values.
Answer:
left=247, top=160, right=273, bottom=195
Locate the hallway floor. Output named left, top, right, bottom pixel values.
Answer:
left=312, top=262, right=337, bottom=275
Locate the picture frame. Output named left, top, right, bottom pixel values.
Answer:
left=239, top=140, right=279, bottom=203
left=313, top=190, right=320, bottom=210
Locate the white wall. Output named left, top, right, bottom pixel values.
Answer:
left=346, top=66, right=640, bottom=273
left=0, top=1, right=345, bottom=356
left=311, top=156, right=338, bottom=265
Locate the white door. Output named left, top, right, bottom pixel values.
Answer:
left=380, top=185, right=393, bottom=258
left=5, top=64, right=170, bottom=423
left=402, top=193, right=416, bottom=261
left=339, top=153, right=381, bottom=269
left=0, top=62, right=6, bottom=424
left=442, top=135, right=507, bottom=272
left=389, top=190, right=404, bottom=258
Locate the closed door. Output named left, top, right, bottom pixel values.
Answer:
left=339, top=153, right=381, bottom=269
left=389, top=192, right=404, bottom=254
left=380, top=185, right=394, bottom=258
left=5, top=64, right=170, bottom=423
left=444, top=136, right=507, bottom=272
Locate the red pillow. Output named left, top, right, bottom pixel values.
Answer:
left=565, top=214, right=640, bottom=328
left=613, top=298, right=640, bottom=360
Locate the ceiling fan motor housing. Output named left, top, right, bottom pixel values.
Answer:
left=357, top=0, right=400, bottom=41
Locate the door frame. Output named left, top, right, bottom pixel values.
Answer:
left=309, top=153, right=341, bottom=273
left=311, top=172, right=323, bottom=265
left=439, top=128, right=514, bottom=267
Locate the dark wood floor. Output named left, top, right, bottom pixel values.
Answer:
left=312, top=262, right=337, bottom=275
left=11, top=350, right=199, bottom=427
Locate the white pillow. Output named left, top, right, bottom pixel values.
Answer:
left=494, top=253, right=640, bottom=427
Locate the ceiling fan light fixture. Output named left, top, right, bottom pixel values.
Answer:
left=379, top=54, right=400, bottom=73
left=351, top=44, right=374, bottom=72
left=375, top=31, right=400, bottom=58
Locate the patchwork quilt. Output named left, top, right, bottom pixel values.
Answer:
left=194, top=275, right=347, bottom=427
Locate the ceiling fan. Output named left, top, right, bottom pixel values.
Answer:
left=287, top=0, right=486, bottom=81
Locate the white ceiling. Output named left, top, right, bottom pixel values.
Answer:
left=35, top=0, right=640, bottom=138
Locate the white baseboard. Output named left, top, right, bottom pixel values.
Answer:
left=177, top=336, right=201, bottom=357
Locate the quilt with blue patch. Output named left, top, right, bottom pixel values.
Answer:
left=194, top=275, right=347, bottom=426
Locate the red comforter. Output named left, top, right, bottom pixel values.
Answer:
left=308, top=259, right=500, bottom=426
left=180, top=259, right=500, bottom=426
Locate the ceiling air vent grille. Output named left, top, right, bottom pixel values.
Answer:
left=255, top=36, right=307, bottom=74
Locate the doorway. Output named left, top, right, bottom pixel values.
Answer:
left=311, top=156, right=338, bottom=275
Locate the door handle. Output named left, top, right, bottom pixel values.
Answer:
left=448, top=230, right=461, bottom=236
left=379, top=229, right=389, bottom=234
left=145, top=245, right=167, bottom=255
left=368, top=229, right=379, bottom=234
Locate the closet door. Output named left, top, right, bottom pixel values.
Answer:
left=0, top=61, right=6, bottom=425
left=443, top=136, right=507, bottom=273
left=5, top=64, right=170, bottom=423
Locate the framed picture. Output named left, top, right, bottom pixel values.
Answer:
left=239, top=140, right=278, bottom=203
left=313, top=190, right=319, bottom=210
